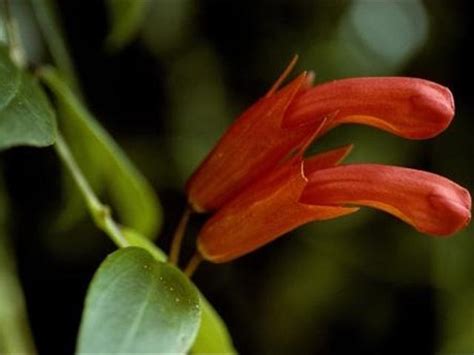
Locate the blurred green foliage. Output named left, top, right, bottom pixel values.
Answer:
left=0, top=177, right=36, bottom=353
left=106, top=0, right=150, bottom=50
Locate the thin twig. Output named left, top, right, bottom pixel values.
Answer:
left=169, top=206, right=192, bottom=265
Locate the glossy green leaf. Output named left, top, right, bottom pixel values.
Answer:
left=77, top=247, right=201, bottom=353
left=40, top=68, right=162, bottom=238
left=117, top=231, right=236, bottom=354
left=121, top=227, right=167, bottom=262
left=192, top=295, right=236, bottom=354
left=0, top=46, right=56, bottom=150
left=106, top=0, right=150, bottom=49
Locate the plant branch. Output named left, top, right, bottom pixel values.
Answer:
left=54, top=134, right=129, bottom=248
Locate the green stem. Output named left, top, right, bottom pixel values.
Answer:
left=29, top=0, right=81, bottom=94
left=54, top=134, right=129, bottom=248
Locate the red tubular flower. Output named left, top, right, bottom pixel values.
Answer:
left=186, top=59, right=470, bottom=263
left=300, top=164, right=471, bottom=236
left=197, top=146, right=358, bottom=263
left=285, top=77, right=455, bottom=139
left=186, top=64, right=455, bottom=213
left=186, top=71, right=318, bottom=212
left=197, top=149, right=471, bottom=263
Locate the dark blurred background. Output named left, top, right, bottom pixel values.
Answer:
left=1, top=0, right=473, bottom=354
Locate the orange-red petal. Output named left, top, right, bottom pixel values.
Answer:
left=300, top=164, right=471, bottom=236
left=197, top=160, right=357, bottom=263
left=186, top=73, right=320, bottom=212
left=304, top=144, right=354, bottom=173
left=284, top=77, right=455, bottom=139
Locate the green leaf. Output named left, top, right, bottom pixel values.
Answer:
left=192, top=295, right=236, bottom=354
left=121, top=227, right=167, bottom=262
left=40, top=67, right=162, bottom=238
left=115, top=233, right=236, bottom=354
left=0, top=46, right=56, bottom=150
left=77, top=247, right=201, bottom=353
left=106, top=0, right=150, bottom=50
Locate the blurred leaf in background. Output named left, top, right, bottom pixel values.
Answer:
left=192, top=294, right=236, bottom=354
left=106, top=0, right=151, bottom=50
left=165, top=45, right=234, bottom=185
left=432, top=110, right=474, bottom=352
left=0, top=176, right=36, bottom=354
left=42, top=69, right=162, bottom=239
left=302, top=0, right=428, bottom=79
left=141, top=0, right=194, bottom=56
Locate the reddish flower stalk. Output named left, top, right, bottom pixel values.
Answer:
left=185, top=59, right=471, bottom=263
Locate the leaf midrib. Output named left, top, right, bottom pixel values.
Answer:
left=117, top=272, right=155, bottom=351
left=0, top=68, right=21, bottom=112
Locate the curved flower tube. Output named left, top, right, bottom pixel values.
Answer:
left=301, top=164, right=471, bottom=236
left=198, top=151, right=471, bottom=263
left=285, top=77, right=455, bottom=139
left=186, top=67, right=455, bottom=213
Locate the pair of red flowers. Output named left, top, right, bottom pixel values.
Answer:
left=185, top=58, right=471, bottom=263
